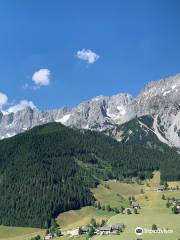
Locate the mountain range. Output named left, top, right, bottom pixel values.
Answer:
left=1, top=73, right=180, bottom=148
left=1, top=73, right=180, bottom=228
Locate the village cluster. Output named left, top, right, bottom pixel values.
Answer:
left=41, top=217, right=126, bottom=240
left=35, top=182, right=180, bottom=240
left=43, top=198, right=140, bottom=239
left=65, top=223, right=125, bottom=237
left=62, top=199, right=141, bottom=238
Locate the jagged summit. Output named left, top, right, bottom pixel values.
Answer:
left=1, top=73, right=180, bottom=148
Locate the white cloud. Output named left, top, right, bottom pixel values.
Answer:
left=76, top=49, right=99, bottom=64
left=32, top=69, right=51, bottom=86
left=7, top=100, right=37, bottom=113
left=0, top=92, right=8, bottom=109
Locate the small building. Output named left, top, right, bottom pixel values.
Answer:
left=175, top=203, right=180, bottom=213
left=44, top=233, right=53, bottom=240
left=81, top=225, right=89, bottom=233
left=156, top=185, right=165, bottom=192
left=95, top=226, right=112, bottom=235
left=111, top=224, right=124, bottom=232
left=176, top=203, right=180, bottom=211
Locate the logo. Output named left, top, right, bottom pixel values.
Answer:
left=135, top=227, right=144, bottom=236
left=134, top=226, right=173, bottom=236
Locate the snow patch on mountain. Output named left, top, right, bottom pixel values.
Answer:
left=165, top=111, right=180, bottom=148
left=1, top=73, right=180, bottom=149
left=56, top=114, right=71, bottom=124
left=153, top=116, right=169, bottom=145
left=117, top=106, right=126, bottom=115
left=138, top=120, right=154, bottom=134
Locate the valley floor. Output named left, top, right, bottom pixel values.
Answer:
left=0, top=172, right=180, bottom=240
left=93, top=172, right=180, bottom=240
left=0, top=226, right=44, bottom=240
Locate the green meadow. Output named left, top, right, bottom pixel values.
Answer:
left=0, top=172, right=180, bottom=240
left=57, top=206, right=114, bottom=231
left=0, top=226, right=44, bottom=240
left=93, top=172, right=180, bottom=240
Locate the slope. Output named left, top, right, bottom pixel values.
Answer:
left=0, top=122, right=180, bottom=229
left=104, top=115, right=180, bottom=180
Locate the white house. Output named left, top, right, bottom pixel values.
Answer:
left=95, top=226, right=112, bottom=235
left=44, top=233, right=53, bottom=240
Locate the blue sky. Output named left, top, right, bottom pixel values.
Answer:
left=0, top=0, right=180, bottom=110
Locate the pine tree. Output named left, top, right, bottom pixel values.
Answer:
left=127, top=209, right=131, bottom=215
left=162, top=194, right=166, bottom=200
left=134, top=208, right=138, bottom=214
left=152, top=224, right=157, bottom=230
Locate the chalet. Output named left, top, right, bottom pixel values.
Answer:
left=111, top=224, right=124, bottom=232
left=95, top=226, right=112, bottom=235
left=176, top=202, right=180, bottom=212
left=81, top=225, right=89, bottom=233
left=44, top=233, right=53, bottom=240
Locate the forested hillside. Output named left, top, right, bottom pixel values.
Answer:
left=0, top=122, right=180, bottom=228
left=104, top=115, right=180, bottom=180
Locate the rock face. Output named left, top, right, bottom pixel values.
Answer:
left=1, top=73, right=180, bottom=148
left=65, top=94, right=134, bottom=130
left=137, top=74, right=180, bottom=115
left=0, top=107, right=70, bottom=139
left=0, top=93, right=134, bottom=139
left=136, top=74, right=180, bottom=148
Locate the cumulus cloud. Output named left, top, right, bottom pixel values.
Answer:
left=7, top=100, right=37, bottom=113
left=76, top=49, right=99, bottom=64
left=0, top=92, right=8, bottom=109
left=32, top=69, right=51, bottom=86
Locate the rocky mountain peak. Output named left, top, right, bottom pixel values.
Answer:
left=1, top=73, right=180, bottom=148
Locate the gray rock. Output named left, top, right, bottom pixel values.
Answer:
left=1, top=73, right=180, bottom=148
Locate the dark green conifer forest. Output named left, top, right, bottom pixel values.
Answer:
left=0, top=122, right=179, bottom=228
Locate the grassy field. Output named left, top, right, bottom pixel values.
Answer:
left=1, top=172, right=180, bottom=240
left=0, top=226, right=44, bottom=240
left=91, top=180, right=141, bottom=204
left=57, top=206, right=114, bottom=231
left=56, top=236, right=86, bottom=240
left=93, top=172, right=180, bottom=240
left=57, top=180, right=132, bottom=232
